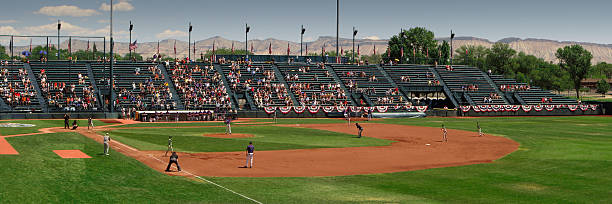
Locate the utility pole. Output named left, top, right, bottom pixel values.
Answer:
left=352, top=27, right=358, bottom=64
left=188, top=22, right=192, bottom=61
left=57, top=20, right=61, bottom=60
left=245, top=24, right=250, bottom=61
left=300, top=25, right=306, bottom=56
left=450, top=30, right=455, bottom=66
left=109, top=0, right=115, bottom=113
left=336, top=0, right=339, bottom=58
left=129, top=21, right=133, bottom=60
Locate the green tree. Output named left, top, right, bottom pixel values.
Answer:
left=360, top=54, right=382, bottom=64
left=596, top=79, right=610, bottom=96
left=437, top=40, right=451, bottom=65
left=590, top=62, right=612, bottom=79
left=556, top=44, right=593, bottom=98
left=455, top=45, right=489, bottom=70
left=0, top=45, right=9, bottom=59
left=386, top=27, right=437, bottom=64
left=486, top=43, right=516, bottom=74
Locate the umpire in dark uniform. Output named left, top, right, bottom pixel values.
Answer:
left=64, top=113, right=70, bottom=129
left=165, top=152, right=181, bottom=172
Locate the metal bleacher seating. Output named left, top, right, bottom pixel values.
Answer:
left=330, top=64, right=407, bottom=105
left=276, top=63, right=349, bottom=106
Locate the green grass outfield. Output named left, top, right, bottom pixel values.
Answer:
left=0, top=116, right=610, bottom=203
left=0, top=120, right=107, bottom=136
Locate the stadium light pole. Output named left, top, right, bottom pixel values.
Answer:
left=352, top=27, right=358, bottom=64
left=188, top=22, right=193, bottom=61
left=450, top=30, right=455, bottom=66
left=129, top=21, right=133, bottom=60
left=109, top=0, right=115, bottom=113
left=300, top=25, right=306, bottom=56
left=336, top=0, right=339, bottom=59
left=57, top=20, right=61, bottom=60
left=245, top=24, right=250, bottom=61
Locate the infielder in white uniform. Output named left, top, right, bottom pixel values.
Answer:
left=103, top=133, right=111, bottom=155
left=245, top=142, right=254, bottom=168
left=225, top=118, right=232, bottom=135
left=442, top=124, right=448, bottom=142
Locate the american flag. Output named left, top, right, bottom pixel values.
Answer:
left=129, top=40, right=138, bottom=51
left=231, top=41, right=234, bottom=54
left=287, top=42, right=290, bottom=55
left=268, top=42, right=272, bottom=55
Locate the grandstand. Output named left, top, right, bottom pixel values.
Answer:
left=0, top=59, right=591, bottom=116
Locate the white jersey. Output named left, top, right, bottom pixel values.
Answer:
left=103, top=136, right=110, bottom=143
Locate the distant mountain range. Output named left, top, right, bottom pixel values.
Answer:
left=6, top=36, right=612, bottom=63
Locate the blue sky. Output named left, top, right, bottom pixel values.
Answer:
left=1, top=0, right=611, bottom=45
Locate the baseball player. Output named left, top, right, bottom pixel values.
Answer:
left=245, top=142, right=254, bottom=168
left=477, top=122, right=483, bottom=137
left=355, top=123, right=363, bottom=138
left=63, top=113, right=70, bottom=129
left=225, top=117, right=232, bottom=135
left=88, top=116, right=94, bottom=130
left=165, top=136, right=174, bottom=157
left=103, top=133, right=111, bottom=155
left=442, top=124, right=448, bottom=142
left=165, top=152, right=181, bottom=172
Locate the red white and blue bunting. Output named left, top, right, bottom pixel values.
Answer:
left=264, top=106, right=277, bottom=114
left=293, top=106, right=306, bottom=114
left=416, top=106, right=428, bottom=112
left=308, top=106, right=320, bottom=114
left=336, top=106, right=347, bottom=113
left=350, top=106, right=362, bottom=113
left=323, top=106, right=335, bottom=113
left=460, top=104, right=597, bottom=113
left=376, top=106, right=388, bottom=113
left=279, top=106, right=292, bottom=114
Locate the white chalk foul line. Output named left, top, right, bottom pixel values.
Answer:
left=146, top=154, right=262, bottom=204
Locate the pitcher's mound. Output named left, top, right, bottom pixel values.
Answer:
left=202, top=133, right=254, bottom=138
left=53, top=150, right=91, bottom=158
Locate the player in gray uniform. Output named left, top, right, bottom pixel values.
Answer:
left=245, top=142, right=254, bottom=168
left=477, top=122, right=483, bottom=137
left=165, top=136, right=174, bottom=157
left=103, top=133, right=111, bottom=155
left=442, top=124, right=448, bottom=142
left=88, top=116, right=94, bottom=130
left=225, top=118, right=232, bottom=135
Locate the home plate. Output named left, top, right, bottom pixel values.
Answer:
left=426, top=144, right=431, bottom=146
left=53, top=150, right=92, bottom=158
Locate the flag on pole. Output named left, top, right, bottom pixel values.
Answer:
left=322, top=43, right=325, bottom=56
left=357, top=44, right=360, bottom=56
left=426, top=47, right=429, bottom=58
left=129, top=40, right=138, bottom=51
left=212, top=40, right=216, bottom=61
left=287, top=42, right=290, bottom=55
left=250, top=43, right=254, bottom=54
left=9, top=36, right=13, bottom=55
left=29, top=39, right=32, bottom=52
left=413, top=47, right=416, bottom=56
left=305, top=43, right=308, bottom=55
left=268, top=42, right=272, bottom=55
left=87, top=40, right=90, bottom=52
left=173, top=40, right=176, bottom=57
left=400, top=47, right=404, bottom=58
left=231, top=41, right=234, bottom=54
left=373, top=44, right=376, bottom=55
left=157, top=41, right=160, bottom=54
left=68, top=37, right=72, bottom=54
left=193, top=42, right=196, bottom=57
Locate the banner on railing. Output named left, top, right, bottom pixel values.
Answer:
left=460, top=104, right=597, bottom=113
left=293, top=106, right=306, bottom=114
left=308, top=106, right=320, bottom=114
left=264, top=106, right=277, bottom=114
left=279, top=106, right=292, bottom=114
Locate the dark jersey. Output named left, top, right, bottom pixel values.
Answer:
left=170, top=153, right=178, bottom=162
left=356, top=123, right=362, bottom=130
left=246, top=145, right=254, bottom=153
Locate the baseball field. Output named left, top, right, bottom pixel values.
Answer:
left=0, top=116, right=611, bottom=203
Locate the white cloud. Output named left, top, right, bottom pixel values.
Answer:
left=97, top=19, right=109, bottom=24
left=0, top=20, right=17, bottom=24
left=156, top=29, right=187, bottom=39
left=100, top=0, right=134, bottom=11
left=0, top=26, right=19, bottom=35
left=364, top=36, right=380, bottom=40
left=35, top=5, right=100, bottom=17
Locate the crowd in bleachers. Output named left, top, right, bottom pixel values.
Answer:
left=0, top=65, right=35, bottom=107
left=282, top=63, right=348, bottom=106
left=170, top=63, right=231, bottom=109
left=225, top=62, right=292, bottom=107
left=35, top=67, right=97, bottom=111
left=115, top=64, right=174, bottom=111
